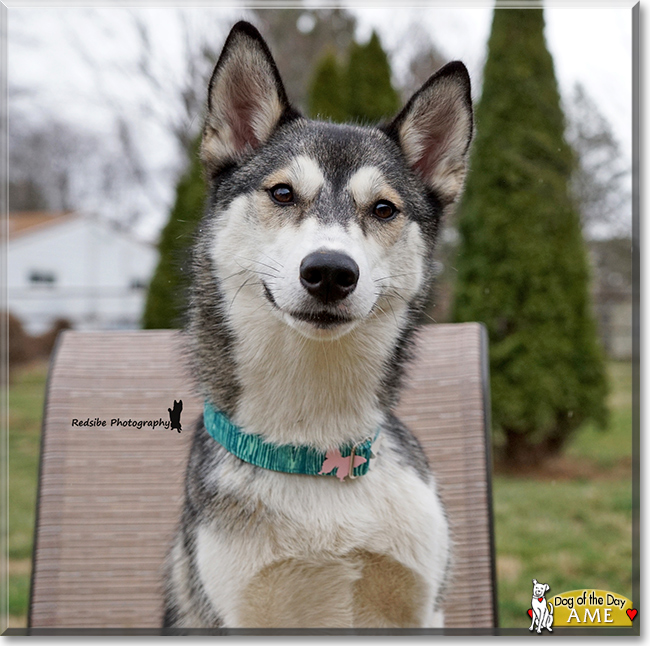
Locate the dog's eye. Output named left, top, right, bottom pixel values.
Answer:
left=269, top=184, right=294, bottom=205
left=372, top=200, right=398, bottom=221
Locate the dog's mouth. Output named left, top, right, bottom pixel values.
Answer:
left=262, top=282, right=355, bottom=329
left=262, top=282, right=279, bottom=308
left=288, top=309, right=353, bottom=328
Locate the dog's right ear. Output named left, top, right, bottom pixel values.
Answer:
left=201, top=21, right=299, bottom=173
left=532, top=579, right=538, bottom=585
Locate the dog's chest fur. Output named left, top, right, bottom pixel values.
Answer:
left=179, top=424, right=448, bottom=628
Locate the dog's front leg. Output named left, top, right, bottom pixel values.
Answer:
left=545, top=610, right=553, bottom=632
left=529, top=608, right=538, bottom=632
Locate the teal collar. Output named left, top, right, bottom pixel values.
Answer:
left=203, top=401, right=379, bottom=481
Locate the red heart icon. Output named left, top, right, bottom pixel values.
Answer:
left=627, top=608, right=637, bottom=621
left=527, top=609, right=533, bottom=618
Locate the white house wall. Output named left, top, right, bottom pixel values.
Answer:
left=8, top=217, right=159, bottom=334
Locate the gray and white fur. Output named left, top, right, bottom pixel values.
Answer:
left=163, top=21, right=473, bottom=629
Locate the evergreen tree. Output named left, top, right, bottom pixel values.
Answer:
left=142, top=139, right=205, bottom=329
left=345, top=31, right=400, bottom=123
left=452, top=8, right=608, bottom=466
left=308, top=50, right=347, bottom=122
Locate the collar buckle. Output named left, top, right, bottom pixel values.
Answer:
left=347, top=436, right=373, bottom=480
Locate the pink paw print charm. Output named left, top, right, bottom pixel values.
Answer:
left=319, top=448, right=367, bottom=482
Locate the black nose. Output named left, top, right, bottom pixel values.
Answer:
left=300, top=251, right=360, bottom=304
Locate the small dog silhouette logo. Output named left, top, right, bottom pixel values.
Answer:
left=168, top=400, right=183, bottom=433
left=528, top=578, right=554, bottom=633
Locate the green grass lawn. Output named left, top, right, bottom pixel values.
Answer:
left=5, top=360, right=633, bottom=629
left=7, top=360, right=48, bottom=626
left=494, top=361, right=633, bottom=628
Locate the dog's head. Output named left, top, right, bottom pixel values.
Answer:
left=532, top=579, right=550, bottom=598
left=195, top=21, right=472, bottom=342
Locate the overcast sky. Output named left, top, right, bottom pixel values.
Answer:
left=343, top=4, right=633, bottom=158
left=7, top=2, right=635, bottom=237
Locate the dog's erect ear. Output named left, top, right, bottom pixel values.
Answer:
left=532, top=579, right=538, bottom=585
left=383, top=61, right=473, bottom=205
left=201, top=21, right=298, bottom=172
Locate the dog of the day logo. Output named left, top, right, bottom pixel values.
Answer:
left=528, top=579, right=554, bottom=633
left=527, top=579, right=637, bottom=630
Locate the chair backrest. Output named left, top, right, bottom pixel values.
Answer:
left=29, top=323, right=496, bottom=630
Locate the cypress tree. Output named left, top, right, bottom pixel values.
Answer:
left=452, top=8, right=608, bottom=466
left=345, top=31, right=400, bottom=123
left=142, top=139, right=205, bottom=329
left=308, top=50, right=347, bottom=122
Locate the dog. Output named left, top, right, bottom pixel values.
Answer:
left=162, top=20, right=473, bottom=629
left=530, top=579, right=554, bottom=633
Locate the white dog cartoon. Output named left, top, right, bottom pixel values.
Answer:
left=529, top=579, right=554, bottom=633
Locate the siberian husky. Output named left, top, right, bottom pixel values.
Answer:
left=163, top=21, right=473, bottom=629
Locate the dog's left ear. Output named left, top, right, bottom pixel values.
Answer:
left=383, top=61, right=473, bottom=205
left=201, top=21, right=299, bottom=173
left=545, top=584, right=550, bottom=593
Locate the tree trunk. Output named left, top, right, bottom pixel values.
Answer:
left=501, top=427, right=569, bottom=469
